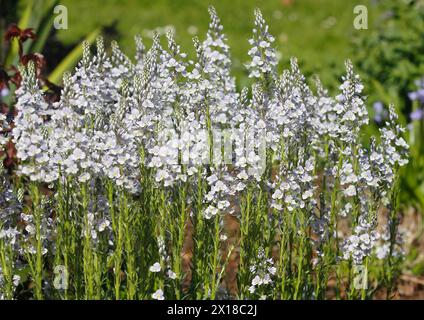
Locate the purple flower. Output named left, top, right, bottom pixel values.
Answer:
left=1, top=87, right=9, bottom=97
left=414, top=77, right=424, bottom=88
left=408, top=89, right=424, bottom=103
left=373, top=101, right=385, bottom=123
left=374, top=114, right=382, bottom=123
left=408, top=91, right=418, bottom=101
left=410, top=109, right=423, bottom=121
left=373, top=101, right=384, bottom=113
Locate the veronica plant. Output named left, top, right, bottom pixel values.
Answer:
left=0, top=7, right=409, bottom=300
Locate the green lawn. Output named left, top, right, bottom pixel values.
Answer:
left=50, top=0, right=378, bottom=90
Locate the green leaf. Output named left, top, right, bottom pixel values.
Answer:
left=30, top=0, right=60, bottom=53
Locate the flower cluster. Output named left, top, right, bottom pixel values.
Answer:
left=246, top=9, right=277, bottom=79
left=248, top=248, right=276, bottom=298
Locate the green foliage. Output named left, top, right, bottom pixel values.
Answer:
left=353, top=0, right=424, bottom=212
left=353, top=0, right=424, bottom=109
left=54, top=0, right=374, bottom=90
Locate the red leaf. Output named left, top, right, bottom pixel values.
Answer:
left=4, top=24, right=21, bottom=41
left=10, top=71, right=22, bottom=88
left=4, top=24, right=36, bottom=43
left=20, top=28, right=36, bottom=42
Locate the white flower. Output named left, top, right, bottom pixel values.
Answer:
left=78, top=172, right=91, bottom=182
left=13, top=275, right=20, bottom=287
left=237, top=171, right=248, bottom=180
left=149, top=262, right=161, bottom=273
left=376, top=244, right=389, bottom=260
left=268, top=266, right=276, bottom=275
left=152, top=289, right=165, bottom=300
left=395, top=137, right=408, bottom=149
left=272, top=189, right=283, bottom=200
left=72, top=148, right=86, bottom=160
left=235, top=182, right=246, bottom=191
left=302, top=189, right=313, bottom=200
left=98, top=219, right=110, bottom=232
left=214, top=180, right=227, bottom=192
left=217, top=200, right=230, bottom=210
left=204, top=205, right=218, bottom=219
left=108, top=167, right=121, bottom=179
left=252, top=275, right=262, bottom=286
left=155, top=169, right=169, bottom=182
left=359, top=233, right=370, bottom=244
left=262, top=274, right=272, bottom=284
left=25, top=224, right=36, bottom=235
left=167, top=270, right=177, bottom=279
left=344, top=185, right=356, bottom=197
left=259, top=40, right=270, bottom=48
left=27, top=145, right=41, bottom=157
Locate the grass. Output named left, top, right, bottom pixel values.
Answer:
left=44, top=0, right=379, bottom=90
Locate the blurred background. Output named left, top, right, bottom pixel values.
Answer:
left=1, top=0, right=424, bottom=298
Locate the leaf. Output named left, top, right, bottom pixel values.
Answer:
left=5, top=0, right=34, bottom=65
left=30, top=0, right=60, bottom=53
